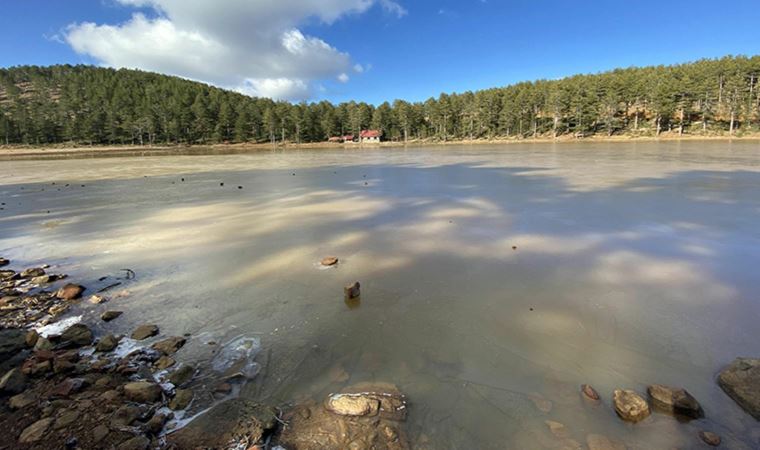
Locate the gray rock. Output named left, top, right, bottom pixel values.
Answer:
left=131, top=324, right=159, bottom=340
left=96, top=334, right=120, bottom=353
left=698, top=430, right=721, bottom=447
left=101, top=310, right=123, bottom=322
left=91, top=424, right=109, bottom=443
left=717, top=357, right=760, bottom=420
left=169, top=389, right=194, bottom=410
left=647, top=384, right=703, bottom=418
left=613, top=389, right=650, bottom=423
left=0, top=368, right=27, bottom=394
left=18, top=417, right=53, bottom=443
left=0, top=328, right=26, bottom=359
left=124, top=381, right=162, bottom=403
left=60, top=323, right=93, bottom=346
left=168, top=364, right=195, bottom=387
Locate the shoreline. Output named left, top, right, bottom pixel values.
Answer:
left=2, top=134, right=760, bottom=160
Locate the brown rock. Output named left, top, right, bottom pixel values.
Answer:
left=0, top=257, right=8, bottom=267
left=168, top=364, right=195, bottom=386
left=0, top=368, right=27, bottom=394
left=51, top=378, right=87, bottom=398
left=698, top=431, right=721, bottom=447
left=344, top=281, right=361, bottom=299
left=111, top=405, right=142, bottom=427
left=124, top=381, right=162, bottom=403
left=326, top=393, right=379, bottom=416
left=131, top=324, right=159, bottom=340
left=21, top=267, right=45, bottom=278
left=56, top=283, right=85, bottom=300
left=152, top=336, right=186, bottom=355
left=9, top=392, right=35, bottom=409
left=96, top=334, right=120, bottom=352
left=146, top=412, right=171, bottom=435
left=91, top=424, right=109, bottom=443
left=170, top=389, right=194, bottom=410
left=60, top=323, right=93, bottom=346
left=613, top=389, right=650, bottom=423
left=581, top=384, right=601, bottom=402
left=116, top=435, right=150, bottom=450
left=155, top=355, right=176, bottom=370
left=54, top=409, right=80, bottom=429
left=19, top=417, right=53, bottom=443
left=89, top=295, right=108, bottom=304
left=717, top=357, right=760, bottom=420
left=321, top=256, right=339, bottom=266
left=101, top=310, right=123, bottom=322
left=25, top=329, right=39, bottom=347
left=647, top=384, right=703, bottom=418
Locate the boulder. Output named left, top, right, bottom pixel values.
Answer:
left=344, top=281, right=361, bottom=299
left=96, top=334, right=120, bottom=352
left=18, top=417, right=53, bottom=443
left=152, top=336, right=186, bottom=355
left=613, top=389, right=650, bottom=423
left=56, top=283, right=85, bottom=300
left=101, top=310, right=123, bottom=322
left=60, top=323, right=93, bottom=346
left=321, top=256, right=339, bottom=267
left=0, top=368, right=27, bottom=394
left=647, top=384, right=703, bottom=418
left=170, top=389, right=194, bottom=410
left=717, top=357, right=760, bottom=420
left=698, top=431, right=721, bottom=447
left=124, top=381, right=162, bottom=403
left=131, top=324, right=159, bottom=340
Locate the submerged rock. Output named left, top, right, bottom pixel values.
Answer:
left=56, top=283, right=85, bottom=300
left=581, top=384, right=601, bottom=402
left=344, top=281, right=361, bottom=299
left=168, top=399, right=274, bottom=449
left=131, top=324, right=159, bottom=340
left=647, top=384, right=703, bottom=418
left=698, top=430, right=721, bottom=447
left=586, top=434, right=627, bottom=450
left=613, top=389, right=650, bottom=423
left=717, top=357, right=760, bottom=420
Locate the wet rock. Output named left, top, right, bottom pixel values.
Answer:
left=613, top=389, right=650, bottom=423
left=51, top=377, right=88, bottom=398
left=586, top=434, right=627, bottom=450
left=717, top=357, right=760, bottom=420
left=152, top=336, right=186, bottom=355
left=89, top=295, right=108, bottom=304
left=155, top=355, right=176, bottom=370
left=529, top=393, right=553, bottom=414
left=101, top=310, right=123, bottom=322
left=0, top=257, right=8, bottom=266
left=170, top=389, right=194, bottom=410
left=581, top=384, right=601, bottom=402
left=146, top=412, right=171, bottom=435
left=168, top=364, right=195, bottom=387
left=96, top=334, right=121, bottom=352
left=92, top=424, right=109, bottom=443
left=116, top=435, right=150, bottom=450
left=326, top=393, right=379, bottom=417
left=0, top=367, right=27, bottom=394
left=698, top=430, right=721, bottom=447
left=9, top=391, right=36, bottom=409
left=344, top=281, right=361, bottom=299
left=31, top=275, right=52, bottom=284
left=19, top=417, right=54, bottom=443
left=214, top=382, right=233, bottom=395
left=545, top=420, right=569, bottom=439
left=111, top=405, right=142, bottom=427
left=0, top=328, right=26, bottom=359
left=326, top=383, right=408, bottom=421
left=321, top=256, right=339, bottom=266
left=35, top=336, right=53, bottom=351
left=124, top=381, right=162, bottom=403
left=55, top=409, right=81, bottom=429
left=56, top=283, right=85, bottom=300
left=60, top=323, right=93, bottom=346
left=131, top=324, right=159, bottom=340
left=25, top=329, right=39, bottom=347
left=21, top=267, right=46, bottom=278
left=647, top=384, right=703, bottom=418
left=168, top=399, right=273, bottom=449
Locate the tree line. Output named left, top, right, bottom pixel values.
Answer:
left=1, top=55, right=759, bottom=146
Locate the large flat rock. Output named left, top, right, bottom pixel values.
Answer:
left=717, top=357, right=760, bottom=420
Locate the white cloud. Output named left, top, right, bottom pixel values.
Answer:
left=337, top=73, right=350, bottom=83
left=64, top=0, right=406, bottom=100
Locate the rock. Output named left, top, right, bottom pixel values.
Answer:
left=124, top=381, right=162, bottom=403
left=116, top=435, right=150, bottom=450
left=60, top=323, right=93, bottom=346
left=111, top=405, right=142, bottom=427
left=214, top=383, right=233, bottom=395
left=152, top=336, right=186, bottom=355
left=613, top=389, right=650, bottom=423
left=89, top=295, right=108, bottom=304
left=581, top=384, right=601, bottom=402
left=0, top=368, right=27, bottom=394
left=545, top=420, right=569, bottom=439
left=344, top=281, right=361, bottom=299
left=56, top=283, right=85, bottom=300
left=9, top=391, right=35, bottom=409
left=0, top=328, right=26, bottom=359
left=325, top=383, right=408, bottom=421
left=155, top=355, right=176, bottom=370
left=146, top=412, right=171, bottom=435
left=717, top=357, right=760, bottom=420
left=647, top=384, right=703, bottom=418
left=326, top=393, right=379, bottom=417
left=21, top=267, right=45, bottom=278
left=34, top=336, right=53, bottom=351
left=529, top=393, right=553, bottom=414
left=586, top=434, right=627, bottom=450
left=131, top=324, right=159, bottom=340
left=101, top=310, right=123, bottom=322
left=25, top=329, right=39, bottom=347
left=698, top=431, right=721, bottom=447
left=96, top=334, right=120, bottom=353
left=51, top=378, right=87, bottom=398
left=55, top=409, right=80, bottom=429
left=168, top=364, right=195, bottom=386
left=91, top=424, right=109, bottom=443
left=19, top=417, right=54, bottom=443
left=31, top=275, right=52, bottom=284
left=0, top=257, right=8, bottom=267
left=167, top=399, right=273, bottom=449
left=170, top=389, right=194, bottom=410
left=321, top=256, right=339, bottom=266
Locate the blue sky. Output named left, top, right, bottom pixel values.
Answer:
left=2, top=0, right=760, bottom=104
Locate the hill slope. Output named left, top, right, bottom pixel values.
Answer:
left=1, top=56, right=759, bottom=146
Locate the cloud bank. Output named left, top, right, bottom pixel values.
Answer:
left=65, top=0, right=406, bottom=100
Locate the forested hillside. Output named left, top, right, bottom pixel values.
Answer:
left=1, top=55, right=759, bottom=146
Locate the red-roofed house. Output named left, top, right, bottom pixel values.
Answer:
left=360, top=130, right=382, bottom=143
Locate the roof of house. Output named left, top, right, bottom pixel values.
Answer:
left=360, top=130, right=382, bottom=138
